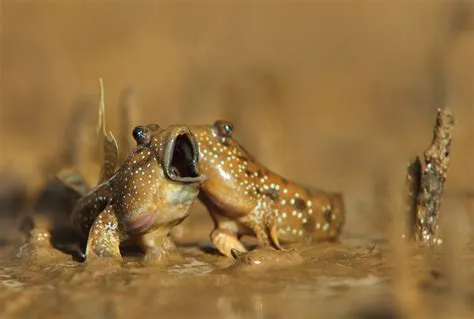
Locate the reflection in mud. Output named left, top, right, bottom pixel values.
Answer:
left=0, top=240, right=388, bottom=318
left=1, top=235, right=474, bottom=318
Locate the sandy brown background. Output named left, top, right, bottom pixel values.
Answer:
left=1, top=1, right=473, bottom=238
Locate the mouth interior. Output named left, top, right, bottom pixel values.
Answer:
left=170, top=133, right=200, bottom=179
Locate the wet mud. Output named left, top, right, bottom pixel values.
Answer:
left=0, top=238, right=398, bottom=319
left=1, top=223, right=474, bottom=319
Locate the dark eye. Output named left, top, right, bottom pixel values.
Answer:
left=132, top=126, right=150, bottom=145
left=213, top=120, right=233, bottom=138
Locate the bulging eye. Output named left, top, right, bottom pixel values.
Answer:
left=213, top=120, right=234, bottom=138
left=132, top=126, right=150, bottom=145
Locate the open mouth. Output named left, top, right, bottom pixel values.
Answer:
left=164, top=129, right=205, bottom=184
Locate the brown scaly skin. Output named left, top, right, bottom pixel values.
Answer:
left=160, top=120, right=345, bottom=258
left=71, top=124, right=205, bottom=263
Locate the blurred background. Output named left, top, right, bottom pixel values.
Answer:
left=1, top=1, right=473, bottom=240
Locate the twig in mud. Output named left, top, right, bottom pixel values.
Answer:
left=407, top=107, right=455, bottom=245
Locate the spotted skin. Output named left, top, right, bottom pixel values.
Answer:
left=187, top=120, right=345, bottom=257
left=86, top=207, right=123, bottom=259
left=71, top=124, right=204, bottom=262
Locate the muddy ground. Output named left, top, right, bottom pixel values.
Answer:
left=1, top=2, right=474, bottom=318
